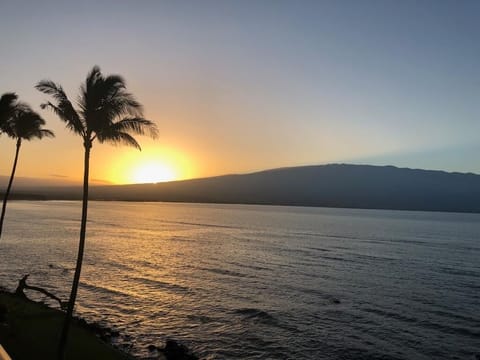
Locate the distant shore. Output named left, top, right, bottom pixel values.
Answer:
left=3, top=196, right=480, bottom=216
left=1, top=164, right=480, bottom=213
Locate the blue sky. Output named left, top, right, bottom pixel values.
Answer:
left=0, top=0, right=479, bottom=182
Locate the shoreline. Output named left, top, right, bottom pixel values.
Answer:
left=0, top=290, right=199, bottom=360
left=0, top=289, right=138, bottom=359
left=5, top=198, right=480, bottom=216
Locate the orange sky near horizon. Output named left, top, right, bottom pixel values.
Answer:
left=0, top=73, right=384, bottom=184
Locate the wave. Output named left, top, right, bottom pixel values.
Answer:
left=438, top=267, right=479, bottom=277
left=363, top=307, right=418, bottom=324
left=224, top=260, right=270, bottom=272
left=201, top=267, right=252, bottom=278
left=162, top=220, right=242, bottom=230
left=81, top=282, right=134, bottom=298
left=418, top=319, right=480, bottom=339
left=130, top=276, right=191, bottom=293
left=186, top=314, right=214, bottom=324
left=425, top=308, right=479, bottom=324
left=304, top=246, right=332, bottom=252
left=363, top=307, right=480, bottom=339
left=295, top=287, right=342, bottom=304
left=316, top=254, right=358, bottom=263
left=233, top=308, right=276, bottom=323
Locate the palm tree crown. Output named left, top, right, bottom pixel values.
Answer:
left=0, top=92, right=19, bottom=136
left=36, top=66, right=158, bottom=149
left=7, top=104, right=54, bottom=141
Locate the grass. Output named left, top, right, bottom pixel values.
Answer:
left=0, top=291, right=133, bottom=360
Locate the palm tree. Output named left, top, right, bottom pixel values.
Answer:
left=0, top=103, right=54, bottom=238
left=36, top=66, right=158, bottom=360
left=0, top=93, right=18, bottom=135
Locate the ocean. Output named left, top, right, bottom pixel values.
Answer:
left=0, top=201, right=479, bottom=359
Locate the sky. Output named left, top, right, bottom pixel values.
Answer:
left=0, top=0, right=479, bottom=184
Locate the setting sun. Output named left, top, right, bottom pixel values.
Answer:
left=104, top=146, right=195, bottom=184
left=132, top=162, right=175, bottom=183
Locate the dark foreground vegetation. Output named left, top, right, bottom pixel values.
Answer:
left=0, top=286, right=199, bottom=360
left=0, top=290, right=133, bottom=360
left=0, top=288, right=198, bottom=360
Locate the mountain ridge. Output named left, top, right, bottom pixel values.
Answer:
left=1, top=164, right=480, bottom=213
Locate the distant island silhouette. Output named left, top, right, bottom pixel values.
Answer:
left=1, top=164, right=480, bottom=213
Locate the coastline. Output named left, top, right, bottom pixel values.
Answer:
left=0, top=216, right=200, bottom=360
left=0, top=290, right=165, bottom=360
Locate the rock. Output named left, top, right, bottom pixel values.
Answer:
left=88, top=322, right=103, bottom=334
left=76, top=317, right=88, bottom=327
left=0, top=303, right=7, bottom=323
left=160, top=339, right=198, bottom=360
left=147, top=344, right=157, bottom=352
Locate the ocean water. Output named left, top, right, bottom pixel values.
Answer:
left=0, top=201, right=479, bottom=359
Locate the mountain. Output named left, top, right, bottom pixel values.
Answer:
left=0, top=175, right=110, bottom=188
left=1, top=164, right=480, bottom=213
left=0, top=175, right=80, bottom=188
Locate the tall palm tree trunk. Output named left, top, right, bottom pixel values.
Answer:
left=57, top=143, right=91, bottom=360
left=0, top=139, right=21, bottom=239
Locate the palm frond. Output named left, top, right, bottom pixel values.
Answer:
left=40, top=101, right=84, bottom=135
left=80, top=66, right=103, bottom=113
left=9, top=104, right=54, bottom=141
left=35, top=81, right=71, bottom=105
left=0, top=93, right=18, bottom=132
left=86, top=66, right=102, bottom=91
left=78, top=67, right=145, bottom=134
left=97, top=131, right=141, bottom=150
left=26, top=128, right=55, bottom=140
left=0, top=121, right=15, bottom=137
left=103, top=74, right=126, bottom=93
left=110, top=118, right=158, bottom=138
left=100, top=75, right=143, bottom=116
left=36, top=80, right=85, bottom=135
left=2, top=102, right=35, bottom=139
left=104, top=92, right=143, bottom=117
left=0, top=93, right=18, bottom=109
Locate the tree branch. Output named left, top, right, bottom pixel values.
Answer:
left=15, top=275, right=67, bottom=310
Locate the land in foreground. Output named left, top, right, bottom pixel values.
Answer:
left=0, top=290, right=136, bottom=360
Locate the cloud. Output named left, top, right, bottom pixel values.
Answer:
left=91, top=178, right=113, bottom=184
left=49, top=174, right=69, bottom=178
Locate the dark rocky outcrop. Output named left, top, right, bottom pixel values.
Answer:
left=160, top=339, right=198, bottom=360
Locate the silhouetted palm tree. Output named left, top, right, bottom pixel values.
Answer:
left=0, top=93, right=18, bottom=136
left=0, top=103, right=54, bottom=238
left=36, top=66, right=158, bottom=360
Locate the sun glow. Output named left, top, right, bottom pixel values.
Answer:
left=133, top=162, right=176, bottom=183
left=105, top=145, right=195, bottom=184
